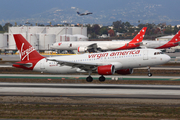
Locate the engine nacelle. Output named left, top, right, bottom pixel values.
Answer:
left=77, top=47, right=88, bottom=52
left=116, top=69, right=133, bottom=75
left=97, top=65, right=115, bottom=75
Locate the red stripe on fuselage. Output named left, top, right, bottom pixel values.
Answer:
left=156, top=42, right=178, bottom=49
left=114, top=43, right=140, bottom=50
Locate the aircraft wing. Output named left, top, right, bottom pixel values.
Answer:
left=47, top=58, right=103, bottom=71
left=86, top=43, right=98, bottom=51
left=77, top=12, right=92, bottom=16
left=87, top=12, right=92, bottom=15
left=86, top=43, right=107, bottom=52
left=87, top=43, right=97, bottom=49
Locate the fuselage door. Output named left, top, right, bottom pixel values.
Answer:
left=40, top=60, right=45, bottom=71
left=143, top=50, right=148, bottom=60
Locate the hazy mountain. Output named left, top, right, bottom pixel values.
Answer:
left=0, top=0, right=180, bottom=25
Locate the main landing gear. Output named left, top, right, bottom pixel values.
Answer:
left=86, top=72, right=106, bottom=82
left=99, top=75, right=105, bottom=82
left=147, top=66, right=152, bottom=77
left=86, top=76, right=93, bottom=82
left=86, top=75, right=106, bottom=82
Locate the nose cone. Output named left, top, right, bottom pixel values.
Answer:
left=50, top=43, right=56, bottom=49
left=164, top=54, right=171, bottom=63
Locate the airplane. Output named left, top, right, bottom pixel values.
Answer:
left=50, top=27, right=147, bottom=52
left=77, top=11, right=92, bottom=16
left=12, top=34, right=171, bottom=82
left=142, top=30, right=180, bottom=49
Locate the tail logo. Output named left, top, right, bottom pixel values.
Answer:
left=20, top=43, right=35, bottom=61
left=58, top=43, right=62, bottom=46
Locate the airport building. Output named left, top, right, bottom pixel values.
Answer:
left=0, top=26, right=88, bottom=51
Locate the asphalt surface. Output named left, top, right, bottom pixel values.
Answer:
left=0, top=83, right=180, bottom=99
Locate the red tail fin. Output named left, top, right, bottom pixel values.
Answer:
left=169, top=30, right=180, bottom=43
left=129, top=27, right=147, bottom=43
left=13, top=34, right=44, bottom=61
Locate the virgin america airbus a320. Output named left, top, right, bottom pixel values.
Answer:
left=13, top=34, right=170, bottom=82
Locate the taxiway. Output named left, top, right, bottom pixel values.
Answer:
left=0, top=83, right=180, bottom=99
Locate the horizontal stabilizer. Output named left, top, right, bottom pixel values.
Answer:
left=13, top=63, right=32, bottom=67
left=174, top=41, right=180, bottom=45
left=135, top=42, right=143, bottom=46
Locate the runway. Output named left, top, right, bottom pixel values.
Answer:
left=0, top=83, right=180, bottom=99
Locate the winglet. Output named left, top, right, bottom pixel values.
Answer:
left=129, top=27, right=147, bottom=44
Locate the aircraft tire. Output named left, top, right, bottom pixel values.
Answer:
left=148, top=73, right=152, bottom=77
left=99, top=75, right=105, bottom=82
left=86, top=76, right=93, bottom=82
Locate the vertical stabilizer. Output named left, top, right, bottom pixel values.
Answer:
left=13, top=34, right=44, bottom=61
left=129, top=27, right=147, bottom=44
left=169, top=30, right=180, bottom=43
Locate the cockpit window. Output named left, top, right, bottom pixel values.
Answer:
left=154, top=52, right=163, bottom=55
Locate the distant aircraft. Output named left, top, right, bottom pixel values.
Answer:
left=77, top=11, right=92, bottom=16
left=51, top=27, right=147, bottom=52
left=12, top=34, right=170, bottom=82
left=142, top=30, right=180, bottom=49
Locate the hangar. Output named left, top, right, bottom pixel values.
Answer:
left=0, top=26, right=87, bottom=52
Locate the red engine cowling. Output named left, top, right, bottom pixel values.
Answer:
left=97, top=65, right=115, bottom=75
left=116, top=69, right=133, bottom=75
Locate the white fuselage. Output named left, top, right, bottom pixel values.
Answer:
left=142, top=40, right=169, bottom=48
left=51, top=40, right=176, bottom=51
left=33, top=49, right=170, bottom=74
left=51, top=40, right=132, bottom=50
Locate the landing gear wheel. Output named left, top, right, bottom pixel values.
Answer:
left=99, top=75, right=105, bottom=82
left=148, top=73, right=152, bottom=77
left=86, top=76, right=93, bottom=82
left=147, top=66, right=152, bottom=77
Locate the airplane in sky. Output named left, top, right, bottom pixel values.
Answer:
left=12, top=34, right=170, bottom=82
left=50, top=27, right=147, bottom=52
left=142, top=30, right=180, bottom=49
left=77, top=11, right=93, bottom=16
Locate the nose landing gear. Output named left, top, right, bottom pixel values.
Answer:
left=147, top=66, right=152, bottom=77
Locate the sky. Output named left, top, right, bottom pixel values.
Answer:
left=0, top=0, right=180, bottom=25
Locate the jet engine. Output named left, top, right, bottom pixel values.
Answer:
left=77, top=47, right=88, bottom=52
left=97, top=65, right=115, bottom=75
left=116, top=68, right=133, bottom=75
